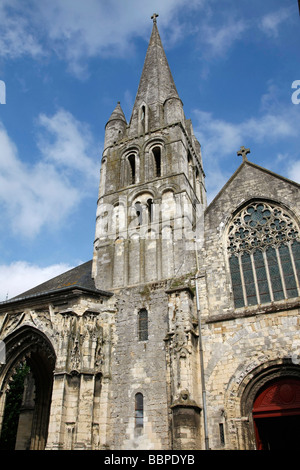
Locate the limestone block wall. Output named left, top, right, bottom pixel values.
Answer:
left=202, top=162, right=300, bottom=319
left=0, top=292, right=116, bottom=450
left=198, top=161, right=300, bottom=450
left=202, top=309, right=300, bottom=449
left=108, top=284, right=171, bottom=450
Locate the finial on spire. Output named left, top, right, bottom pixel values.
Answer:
left=151, top=13, right=159, bottom=23
left=237, top=146, right=250, bottom=162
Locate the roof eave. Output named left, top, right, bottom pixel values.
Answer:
left=0, top=285, right=113, bottom=311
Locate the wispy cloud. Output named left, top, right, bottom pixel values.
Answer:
left=37, top=109, right=99, bottom=185
left=259, top=7, right=292, bottom=38
left=0, top=0, right=206, bottom=77
left=0, top=110, right=98, bottom=238
left=286, top=160, right=300, bottom=183
left=0, top=1, right=43, bottom=59
left=0, top=261, right=73, bottom=301
left=193, top=103, right=300, bottom=202
left=0, top=1, right=294, bottom=79
left=200, top=18, right=247, bottom=58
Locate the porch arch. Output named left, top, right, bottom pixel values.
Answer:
left=236, top=360, right=300, bottom=449
left=252, top=377, right=300, bottom=449
left=0, top=326, right=56, bottom=450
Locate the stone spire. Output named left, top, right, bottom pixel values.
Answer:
left=106, top=101, right=127, bottom=125
left=104, top=101, right=127, bottom=149
left=129, top=14, right=182, bottom=133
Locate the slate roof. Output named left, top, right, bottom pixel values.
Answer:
left=5, top=260, right=112, bottom=304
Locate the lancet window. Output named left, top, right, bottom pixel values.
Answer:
left=227, top=201, right=300, bottom=308
left=135, top=393, right=144, bottom=428
left=152, top=146, right=161, bottom=177
left=135, top=201, right=143, bottom=226
left=128, top=154, right=136, bottom=184
left=138, top=309, right=148, bottom=341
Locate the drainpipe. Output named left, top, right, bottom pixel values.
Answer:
left=194, top=240, right=210, bottom=450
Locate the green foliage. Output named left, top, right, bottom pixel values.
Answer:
left=0, top=362, right=30, bottom=450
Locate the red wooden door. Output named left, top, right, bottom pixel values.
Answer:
left=253, top=378, right=300, bottom=449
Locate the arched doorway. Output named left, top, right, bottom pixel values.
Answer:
left=253, top=378, right=300, bottom=450
left=0, top=326, right=56, bottom=450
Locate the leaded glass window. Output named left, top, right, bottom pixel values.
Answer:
left=228, top=201, right=300, bottom=308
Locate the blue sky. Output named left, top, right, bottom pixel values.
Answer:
left=0, top=0, right=299, bottom=300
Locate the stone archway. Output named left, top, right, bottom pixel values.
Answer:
left=237, top=361, right=300, bottom=450
left=0, top=326, right=56, bottom=450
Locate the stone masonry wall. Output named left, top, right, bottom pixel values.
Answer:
left=109, top=283, right=171, bottom=450
left=202, top=309, right=300, bottom=449
left=198, top=161, right=300, bottom=449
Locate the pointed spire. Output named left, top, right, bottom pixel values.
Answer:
left=104, top=102, right=127, bottom=149
left=106, top=101, right=127, bottom=125
left=132, top=15, right=180, bottom=113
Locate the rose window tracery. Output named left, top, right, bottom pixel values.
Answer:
left=227, top=201, right=300, bottom=308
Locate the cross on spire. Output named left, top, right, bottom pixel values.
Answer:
left=151, top=13, right=159, bottom=23
left=237, top=146, right=250, bottom=162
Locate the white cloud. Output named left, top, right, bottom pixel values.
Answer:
left=0, top=110, right=98, bottom=238
left=200, top=18, right=247, bottom=58
left=0, top=261, right=73, bottom=301
left=286, top=160, right=300, bottom=183
left=0, top=0, right=204, bottom=75
left=0, top=1, right=295, bottom=79
left=194, top=108, right=298, bottom=158
left=259, top=7, right=292, bottom=38
left=0, top=1, right=43, bottom=59
left=37, top=109, right=99, bottom=184
left=193, top=105, right=299, bottom=202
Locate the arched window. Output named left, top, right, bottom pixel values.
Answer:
left=140, top=104, right=147, bottom=133
left=135, top=393, right=144, bottom=428
left=152, top=146, right=161, bottom=177
left=227, top=201, right=300, bottom=308
left=138, top=309, right=148, bottom=341
left=147, top=198, right=153, bottom=223
left=99, top=158, right=107, bottom=197
left=187, top=151, right=193, bottom=184
left=135, top=201, right=143, bottom=226
left=141, top=105, right=146, bottom=122
left=128, top=154, right=136, bottom=184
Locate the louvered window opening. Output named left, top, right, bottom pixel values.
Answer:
left=228, top=202, right=300, bottom=308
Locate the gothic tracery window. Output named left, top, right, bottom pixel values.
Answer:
left=227, top=201, right=300, bottom=308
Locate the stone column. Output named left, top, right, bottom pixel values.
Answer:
left=46, top=374, right=67, bottom=450
left=74, top=373, right=95, bottom=449
left=165, top=287, right=202, bottom=449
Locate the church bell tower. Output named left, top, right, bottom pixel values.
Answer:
left=92, top=14, right=207, bottom=450
left=92, top=14, right=206, bottom=290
